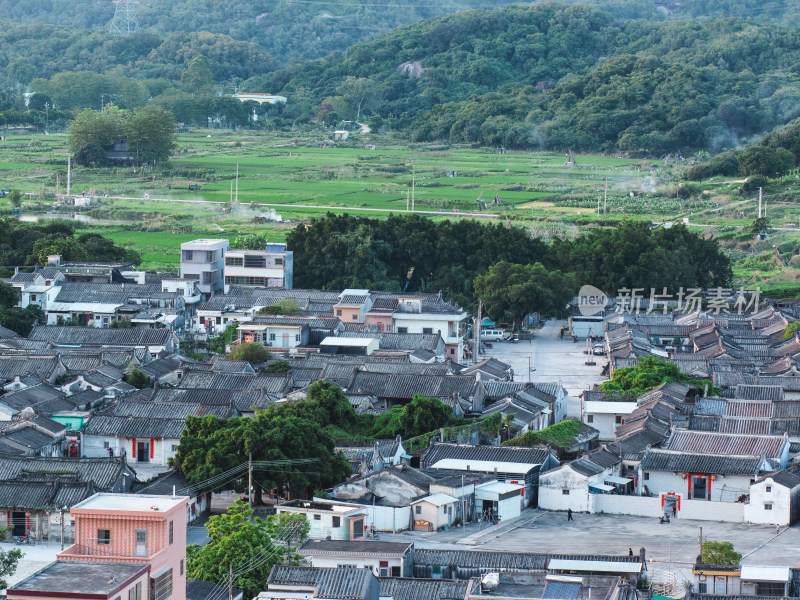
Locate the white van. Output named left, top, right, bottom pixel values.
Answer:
left=480, top=329, right=505, bottom=342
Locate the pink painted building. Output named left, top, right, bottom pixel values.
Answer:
left=12, top=493, right=191, bottom=600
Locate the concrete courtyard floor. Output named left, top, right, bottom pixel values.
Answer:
left=381, top=510, right=800, bottom=592
left=481, top=319, right=608, bottom=418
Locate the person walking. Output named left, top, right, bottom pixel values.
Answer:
left=672, top=504, right=677, bottom=518
left=567, top=508, right=573, bottom=521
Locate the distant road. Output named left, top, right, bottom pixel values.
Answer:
left=106, top=195, right=500, bottom=218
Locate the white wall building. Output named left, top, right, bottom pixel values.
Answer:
left=745, top=471, right=800, bottom=526
left=180, top=239, right=229, bottom=299
left=410, top=494, right=457, bottom=531
left=223, top=244, right=293, bottom=292
left=298, top=540, right=413, bottom=578
left=276, top=500, right=366, bottom=541
left=583, top=400, right=637, bottom=441
left=391, top=297, right=467, bottom=363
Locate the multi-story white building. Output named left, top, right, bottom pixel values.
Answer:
left=180, top=239, right=228, bottom=299
left=389, top=297, right=468, bottom=362
left=223, top=243, right=293, bottom=292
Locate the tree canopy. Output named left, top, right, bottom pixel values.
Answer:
left=172, top=381, right=354, bottom=502
left=187, top=500, right=306, bottom=599
left=67, top=105, right=176, bottom=166
left=227, top=343, right=272, bottom=365
left=287, top=214, right=731, bottom=306
left=474, top=261, right=573, bottom=329
left=702, top=540, right=742, bottom=566
left=600, top=356, right=715, bottom=399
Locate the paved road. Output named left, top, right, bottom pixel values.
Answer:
left=480, top=320, right=608, bottom=418
left=105, top=195, right=500, bottom=219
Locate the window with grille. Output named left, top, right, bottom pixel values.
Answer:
left=225, top=257, right=243, bottom=266
left=244, top=255, right=266, bottom=268
left=332, top=516, right=341, bottom=528
left=169, top=521, right=174, bottom=544
left=151, top=568, right=173, bottom=600
left=98, top=529, right=110, bottom=545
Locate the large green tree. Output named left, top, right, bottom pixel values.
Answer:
left=738, top=145, right=795, bottom=179
left=187, top=500, right=306, bottom=600
left=124, top=105, right=176, bottom=165
left=401, top=394, right=453, bottom=438
left=702, top=540, right=741, bottom=566
left=173, top=382, right=353, bottom=502
left=474, top=261, right=573, bottom=330
left=0, top=548, right=22, bottom=591
left=67, top=105, right=125, bottom=155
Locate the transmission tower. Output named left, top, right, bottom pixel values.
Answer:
left=109, top=0, right=138, bottom=36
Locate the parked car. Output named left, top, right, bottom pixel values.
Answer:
left=480, top=329, right=505, bottom=342
left=592, top=343, right=605, bottom=355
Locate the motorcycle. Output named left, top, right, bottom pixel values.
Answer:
left=659, top=514, right=670, bottom=524
left=14, top=535, right=32, bottom=545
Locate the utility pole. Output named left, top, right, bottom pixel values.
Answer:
left=603, top=176, right=608, bottom=216
left=66, top=157, right=71, bottom=197
left=699, top=527, right=703, bottom=557
left=60, top=507, right=65, bottom=551
left=758, top=187, right=762, bottom=218
left=406, top=189, right=409, bottom=212
left=411, top=163, right=415, bottom=212
left=235, top=163, right=239, bottom=203
left=228, top=564, right=233, bottom=600
left=248, top=452, right=253, bottom=509
left=474, top=300, right=482, bottom=365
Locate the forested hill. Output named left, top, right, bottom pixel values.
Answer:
left=2, top=0, right=799, bottom=62
left=263, top=3, right=800, bottom=153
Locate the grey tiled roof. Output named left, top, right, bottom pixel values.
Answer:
left=734, top=385, right=784, bottom=402
left=83, top=415, right=187, bottom=439
left=340, top=331, right=441, bottom=352
left=145, top=388, right=270, bottom=412
left=0, top=454, right=129, bottom=489
left=53, top=282, right=177, bottom=304
left=345, top=372, right=476, bottom=401
left=178, top=371, right=292, bottom=394
left=568, top=458, right=605, bottom=477
left=29, top=325, right=173, bottom=347
left=421, top=442, right=550, bottom=468
left=378, top=577, right=472, bottom=600
left=0, top=356, right=60, bottom=381
left=665, top=430, right=786, bottom=457
left=756, top=469, right=800, bottom=489
left=267, top=566, right=374, bottom=600
left=105, top=400, right=232, bottom=420
left=413, top=549, right=641, bottom=571
left=0, top=479, right=94, bottom=510
left=138, top=356, right=181, bottom=378
left=641, top=449, right=762, bottom=475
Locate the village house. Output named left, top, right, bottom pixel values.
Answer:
left=82, top=399, right=236, bottom=471
left=28, top=325, right=179, bottom=354
left=36, top=493, right=189, bottom=600
left=276, top=499, right=367, bottom=541
left=409, top=493, right=458, bottom=530
left=223, top=243, right=294, bottom=291
left=180, top=238, right=229, bottom=299
left=420, top=442, right=560, bottom=507
left=744, top=469, right=800, bottom=526
left=0, top=454, right=136, bottom=542
left=299, top=540, right=414, bottom=577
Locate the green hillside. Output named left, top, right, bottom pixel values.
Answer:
left=262, top=4, right=800, bottom=152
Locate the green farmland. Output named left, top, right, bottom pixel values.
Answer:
left=1, top=128, right=799, bottom=285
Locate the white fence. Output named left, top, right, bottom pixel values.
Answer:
left=590, top=494, right=745, bottom=522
